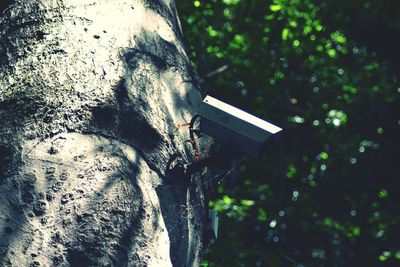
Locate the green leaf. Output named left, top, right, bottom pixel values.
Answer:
left=281, top=28, right=290, bottom=40
left=223, top=195, right=233, bottom=205
left=240, top=199, right=255, bottom=207
left=270, top=4, right=282, bottom=12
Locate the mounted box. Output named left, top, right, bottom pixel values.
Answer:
left=198, top=95, right=283, bottom=158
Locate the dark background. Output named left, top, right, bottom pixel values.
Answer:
left=178, top=0, right=400, bottom=266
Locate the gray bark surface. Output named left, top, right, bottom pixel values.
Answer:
left=0, top=1, right=204, bottom=266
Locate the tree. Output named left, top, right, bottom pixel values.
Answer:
left=0, top=1, right=205, bottom=266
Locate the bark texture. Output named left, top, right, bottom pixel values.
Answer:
left=0, top=1, right=204, bottom=266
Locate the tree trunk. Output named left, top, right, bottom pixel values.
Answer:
left=0, top=1, right=204, bottom=266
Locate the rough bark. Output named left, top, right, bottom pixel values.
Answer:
left=0, top=1, right=204, bottom=266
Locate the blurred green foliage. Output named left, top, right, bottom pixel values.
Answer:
left=177, top=0, right=400, bottom=266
